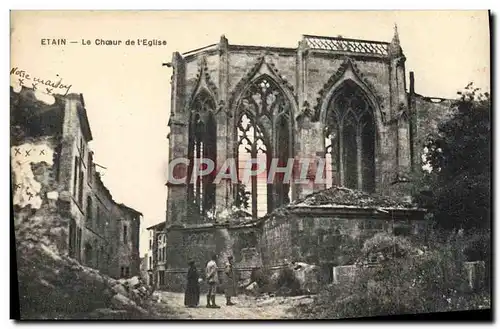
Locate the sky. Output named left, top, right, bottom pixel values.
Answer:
left=10, top=11, right=490, bottom=256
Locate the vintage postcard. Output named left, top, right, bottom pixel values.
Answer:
left=10, top=10, right=491, bottom=320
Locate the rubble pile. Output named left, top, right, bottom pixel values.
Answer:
left=16, top=236, right=160, bottom=319
left=14, top=203, right=160, bottom=319
left=292, top=186, right=416, bottom=209
left=241, top=262, right=321, bottom=298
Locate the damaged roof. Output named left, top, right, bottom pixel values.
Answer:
left=290, top=186, right=418, bottom=210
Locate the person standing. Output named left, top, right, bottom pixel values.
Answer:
left=205, top=254, right=220, bottom=308
left=184, top=259, right=200, bottom=308
left=224, top=255, right=236, bottom=306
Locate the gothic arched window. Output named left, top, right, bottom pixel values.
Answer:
left=324, top=82, right=376, bottom=192
left=187, top=91, right=217, bottom=216
left=236, top=76, right=294, bottom=219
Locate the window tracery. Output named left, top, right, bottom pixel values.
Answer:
left=324, top=82, right=376, bottom=192
left=236, top=76, right=293, bottom=219
left=187, top=92, right=217, bottom=216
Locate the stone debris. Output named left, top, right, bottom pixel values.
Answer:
left=291, top=186, right=416, bottom=209
left=111, top=283, right=128, bottom=297
left=245, top=282, right=259, bottom=295
left=111, top=293, right=149, bottom=316
left=256, top=294, right=314, bottom=308
left=17, top=233, right=158, bottom=319
left=238, top=278, right=252, bottom=289
left=127, top=276, right=141, bottom=288
left=291, top=262, right=320, bottom=294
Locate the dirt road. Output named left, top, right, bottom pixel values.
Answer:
left=152, top=291, right=313, bottom=320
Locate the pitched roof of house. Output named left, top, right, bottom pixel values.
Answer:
left=146, top=221, right=166, bottom=231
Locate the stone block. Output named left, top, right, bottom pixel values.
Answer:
left=111, top=283, right=128, bottom=297
left=127, top=276, right=140, bottom=288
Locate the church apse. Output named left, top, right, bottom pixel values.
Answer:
left=163, top=29, right=432, bottom=291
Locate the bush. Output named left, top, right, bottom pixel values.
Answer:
left=463, top=232, right=490, bottom=262
left=250, top=268, right=271, bottom=288
left=276, top=267, right=301, bottom=296
left=295, top=241, right=490, bottom=319
left=359, top=233, right=419, bottom=264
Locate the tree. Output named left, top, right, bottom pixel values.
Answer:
left=419, top=83, right=491, bottom=230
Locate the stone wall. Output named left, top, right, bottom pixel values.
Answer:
left=261, top=208, right=427, bottom=281
left=164, top=223, right=263, bottom=291
left=163, top=207, right=426, bottom=291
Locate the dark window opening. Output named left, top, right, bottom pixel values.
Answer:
left=86, top=195, right=92, bottom=225
left=73, top=156, right=79, bottom=196
left=54, top=143, right=62, bottom=183
left=123, top=224, right=128, bottom=243
left=78, top=170, right=84, bottom=205
left=84, top=243, right=93, bottom=267
left=158, top=270, right=165, bottom=286
left=343, top=118, right=358, bottom=189
left=68, top=219, right=76, bottom=258
left=361, top=113, right=376, bottom=193
left=325, top=263, right=335, bottom=284
left=275, top=113, right=291, bottom=208
left=76, top=227, right=82, bottom=262
left=120, top=266, right=130, bottom=278
left=96, top=205, right=100, bottom=230
left=87, top=152, right=93, bottom=184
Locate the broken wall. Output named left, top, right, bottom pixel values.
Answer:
left=411, top=94, right=454, bottom=170
left=12, top=136, right=70, bottom=253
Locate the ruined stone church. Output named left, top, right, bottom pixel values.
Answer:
left=163, top=29, right=452, bottom=290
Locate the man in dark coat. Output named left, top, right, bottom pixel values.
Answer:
left=224, top=255, right=236, bottom=306
left=184, top=259, right=200, bottom=308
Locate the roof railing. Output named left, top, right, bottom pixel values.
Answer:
left=303, top=34, right=389, bottom=56
left=182, top=43, right=218, bottom=56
